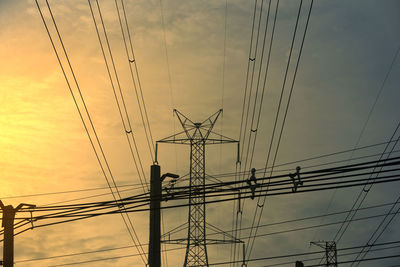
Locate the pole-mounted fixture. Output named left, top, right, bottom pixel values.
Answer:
left=0, top=201, right=35, bottom=267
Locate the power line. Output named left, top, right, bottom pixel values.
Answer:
left=21, top=156, right=399, bottom=210
left=270, top=0, right=314, bottom=173
left=0, top=183, right=145, bottom=200
left=236, top=0, right=258, bottom=165
left=200, top=201, right=397, bottom=237
left=119, top=0, right=156, bottom=156
left=6, top=157, right=400, bottom=223
left=0, top=141, right=388, bottom=205
left=246, top=0, right=280, bottom=175
left=305, top=254, right=400, bottom=267
left=241, top=0, right=272, bottom=186
left=15, top=244, right=140, bottom=263
left=234, top=1, right=276, bottom=263
left=244, top=0, right=273, bottom=176
left=209, top=241, right=400, bottom=266
left=257, top=243, right=400, bottom=267
left=238, top=0, right=266, bottom=184
left=267, top=140, right=400, bottom=173
left=88, top=0, right=148, bottom=262
left=313, top=42, right=400, bottom=247
left=203, top=140, right=400, bottom=180
left=25, top=2, right=400, bottom=266
left=41, top=185, right=144, bottom=207
left=4, top=155, right=400, bottom=261
left=164, top=209, right=400, bottom=244
left=350, top=194, right=400, bottom=266
left=333, top=121, right=400, bottom=243
left=221, top=0, right=228, bottom=109
left=124, top=3, right=171, bottom=263
left=46, top=247, right=185, bottom=267
left=247, top=0, right=314, bottom=259
left=114, top=0, right=156, bottom=163
left=237, top=211, right=400, bottom=241
left=232, top=0, right=260, bottom=263
left=10, top=155, right=400, bottom=213
left=158, top=0, right=174, bottom=107
left=36, top=0, right=148, bottom=263
left=4, top=172, right=400, bottom=245
left=88, top=0, right=148, bottom=193
left=16, top=234, right=400, bottom=266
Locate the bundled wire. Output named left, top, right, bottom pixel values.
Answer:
left=2, top=156, right=399, bottom=239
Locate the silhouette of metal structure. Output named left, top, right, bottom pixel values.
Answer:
left=148, top=165, right=179, bottom=267
left=0, top=201, right=35, bottom=267
left=310, top=241, right=337, bottom=267
left=157, top=109, right=237, bottom=267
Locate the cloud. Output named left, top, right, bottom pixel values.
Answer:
left=1, top=0, right=400, bottom=266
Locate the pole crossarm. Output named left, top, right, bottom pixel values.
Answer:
left=157, top=110, right=237, bottom=146
left=162, top=238, right=243, bottom=245
left=173, top=109, right=222, bottom=141
left=161, top=222, right=243, bottom=246
left=157, top=131, right=237, bottom=145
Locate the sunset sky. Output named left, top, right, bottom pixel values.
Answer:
left=1, top=0, right=400, bottom=266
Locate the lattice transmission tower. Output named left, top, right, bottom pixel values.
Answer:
left=157, top=109, right=238, bottom=267
left=310, top=241, right=338, bottom=267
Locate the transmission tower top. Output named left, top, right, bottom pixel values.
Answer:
left=156, top=109, right=237, bottom=147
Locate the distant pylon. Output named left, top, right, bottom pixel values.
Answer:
left=310, top=241, right=337, bottom=267
left=157, top=109, right=237, bottom=267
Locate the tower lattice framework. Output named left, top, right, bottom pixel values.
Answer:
left=158, top=109, right=237, bottom=267
left=311, top=241, right=338, bottom=267
left=324, top=241, right=337, bottom=267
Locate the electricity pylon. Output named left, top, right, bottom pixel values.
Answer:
left=310, top=241, right=338, bottom=267
left=157, top=109, right=237, bottom=267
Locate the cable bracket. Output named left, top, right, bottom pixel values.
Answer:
left=164, top=179, right=177, bottom=202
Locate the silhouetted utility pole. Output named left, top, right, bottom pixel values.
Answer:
left=149, top=164, right=161, bottom=267
left=148, top=164, right=178, bottom=267
left=310, top=241, right=337, bottom=267
left=157, top=109, right=238, bottom=267
left=0, top=201, right=35, bottom=267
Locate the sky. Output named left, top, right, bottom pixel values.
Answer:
left=1, top=0, right=400, bottom=266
